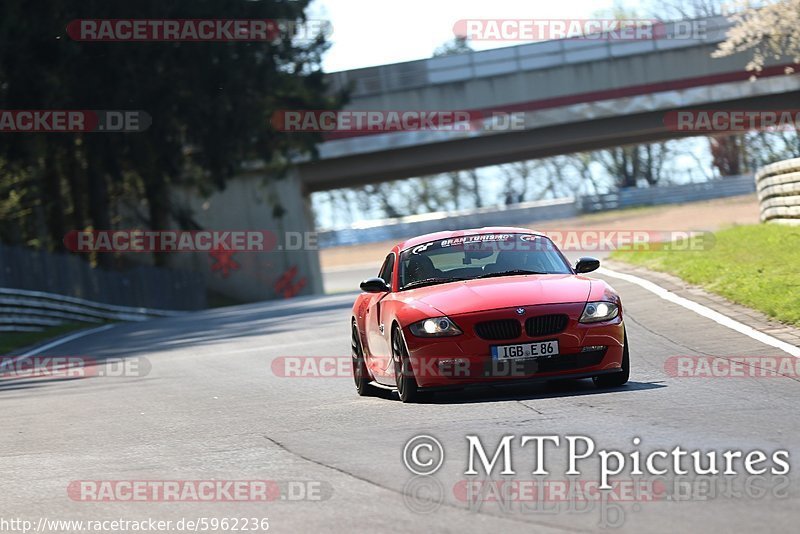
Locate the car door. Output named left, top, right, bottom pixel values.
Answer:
left=365, top=253, right=395, bottom=378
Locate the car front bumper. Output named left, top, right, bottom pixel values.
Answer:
left=402, top=303, right=625, bottom=388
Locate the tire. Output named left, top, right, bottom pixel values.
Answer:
left=351, top=323, right=377, bottom=396
left=392, top=326, right=421, bottom=403
left=593, top=329, right=630, bottom=388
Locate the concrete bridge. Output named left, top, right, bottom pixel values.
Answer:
left=297, top=15, right=800, bottom=191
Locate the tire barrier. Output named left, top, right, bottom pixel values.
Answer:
left=756, top=158, right=800, bottom=225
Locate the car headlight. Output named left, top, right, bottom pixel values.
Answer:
left=409, top=316, right=462, bottom=337
left=580, top=301, right=619, bottom=323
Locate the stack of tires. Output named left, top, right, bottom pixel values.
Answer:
left=756, top=158, right=800, bottom=225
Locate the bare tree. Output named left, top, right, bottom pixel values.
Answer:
left=596, top=143, right=672, bottom=188
left=743, top=130, right=800, bottom=166
left=567, top=153, right=606, bottom=194
left=462, top=169, right=483, bottom=208
left=499, top=161, right=535, bottom=203
left=709, top=135, right=749, bottom=176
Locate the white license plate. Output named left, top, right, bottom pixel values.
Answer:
left=491, top=340, right=559, bottom=360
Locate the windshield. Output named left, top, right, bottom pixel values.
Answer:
left=398, top=233, right=571, bottom=289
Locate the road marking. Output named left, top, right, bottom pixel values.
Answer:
left=599, top=267, right=800, bottom=358
left=0, top=324, right=115, bottom=372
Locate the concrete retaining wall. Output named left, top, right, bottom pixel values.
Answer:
left=756, top=158, right=800, bottom=225
left=165, top=170, right=323, bottom=303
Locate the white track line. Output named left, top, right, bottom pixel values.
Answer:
left=0, top=324, right=115, bottom=372
left=599, top=267, right=800, bottom=358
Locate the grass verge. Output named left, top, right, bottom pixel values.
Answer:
left=609, top=224, right=800, bottom=326
left=0, top=323, right=95, bottom=355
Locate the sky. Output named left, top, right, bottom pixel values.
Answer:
left=307, top=0, right=645, bottom=72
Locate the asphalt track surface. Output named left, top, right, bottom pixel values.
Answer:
left=1, top=269, right=798, bottom=533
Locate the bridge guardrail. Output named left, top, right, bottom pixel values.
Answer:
left=755, top=158, right=800, bottom=225
left=328, top=16, right=732, bottom=97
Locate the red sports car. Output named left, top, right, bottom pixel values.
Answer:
left=350, top=227, right=629, bottom=402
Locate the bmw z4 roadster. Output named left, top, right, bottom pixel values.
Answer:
left=350, top=227, right=630, bottom=402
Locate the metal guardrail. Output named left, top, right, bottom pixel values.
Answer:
left=755, top=158, right=800, bottom=225
left=318, top=176, right=757, bottom=249
left=0, top=287, right=185, bottom=332
left=580, top=175, right=756, bottom=213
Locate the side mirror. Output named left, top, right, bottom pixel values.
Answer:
left=360, top=277, right=391, bottom=293
left=575, top=257, right=600, bottom=274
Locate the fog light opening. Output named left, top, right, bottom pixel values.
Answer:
left=438, top=358, right=469, bottom=377
left=581, top=345, right=606, bottom=352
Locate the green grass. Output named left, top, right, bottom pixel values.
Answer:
left=0, top=323, right=93, bottom=355
left=610, top=224, right=800, bottom=326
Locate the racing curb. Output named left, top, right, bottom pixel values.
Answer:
left=602, top=259, right=800, bottom=349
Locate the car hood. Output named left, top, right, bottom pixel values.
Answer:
left=404, top=275, right=592, bottom=316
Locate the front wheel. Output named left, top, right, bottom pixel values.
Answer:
left=593, top=330, right=630, bottom=388
left=352, top=324, right=377, bottom=396
left=392, top=327, right=421, bottom=403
